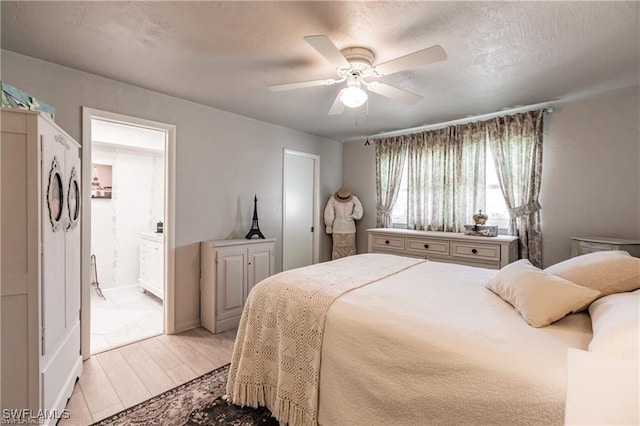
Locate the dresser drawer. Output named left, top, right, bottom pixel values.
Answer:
left=371, top=235, right=405, bottom=251
left=428, top=255, right=501, bottom=270
left=367, top=229, right=518, bottom=268
left=451, top=242, right=501, bottom=261
left=576, top=241, right=613, bottom=253
left=406, top=238, right=449, bottom=256
left=571, top=237, right=640, bottom=258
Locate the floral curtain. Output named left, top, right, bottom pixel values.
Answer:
left=375, top=136, right=408, bottom=227
left=487, top=110, right=544, bottom=267
left=407, top=123, right=486, bottom=232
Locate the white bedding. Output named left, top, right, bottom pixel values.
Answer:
left=318, top=260, right=593, bottom=425
left=226, top=254, right=425, bottom=425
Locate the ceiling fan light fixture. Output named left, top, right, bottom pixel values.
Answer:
left=268, top=35, right=447, bottom=115
left=340, top=86, right=368, bottom=108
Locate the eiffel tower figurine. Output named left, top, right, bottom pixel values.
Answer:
left=245, top=195, right=265, bottom=239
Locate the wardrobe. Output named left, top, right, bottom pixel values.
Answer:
left=1, top=108, right=82, bottom=422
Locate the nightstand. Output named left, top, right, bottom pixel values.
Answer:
left=571, top=236, right=640, bottom=258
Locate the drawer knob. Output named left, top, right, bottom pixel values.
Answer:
left=423, top=244, right=429, bottom=249
left=385, top=240, right=390, bottom=245
left=471, top=248, right=478, bottom=254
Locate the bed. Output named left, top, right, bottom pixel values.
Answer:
left=226, top=252, right=640, bottom=425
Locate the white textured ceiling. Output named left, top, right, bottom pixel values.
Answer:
left=2, top=1, right=639, bottom=141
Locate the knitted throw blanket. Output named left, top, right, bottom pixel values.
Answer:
left=226, top=253, right=426, bottom=426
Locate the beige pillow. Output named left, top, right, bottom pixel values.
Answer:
left=487, top=259, right=601, bottom=327
left=588, top=291, right=640, bottom=362
left=545, top=251, right=640, bottom=297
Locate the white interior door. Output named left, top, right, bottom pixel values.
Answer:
left=283, top=150, right=319, bottom=271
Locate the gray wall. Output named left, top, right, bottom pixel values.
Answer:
left=2, top=50, right=343, bottom=331
left=343, top=88, right=640, bottom=268
left=540, top=88, right=640, bottom=266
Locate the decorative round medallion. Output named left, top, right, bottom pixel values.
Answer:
left=67, top=166, right=81, bottom=230
left=47, top=156, right=64, bottom=232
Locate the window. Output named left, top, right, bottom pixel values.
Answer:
left=390, top=144, right=510, bottom=232
left=484, top=144, right=510, bottom=231
left=390, top=160, right=408, bottom=226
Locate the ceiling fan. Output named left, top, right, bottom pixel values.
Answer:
left=268, top=35, right=447, bottom=115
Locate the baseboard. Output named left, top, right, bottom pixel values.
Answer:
left=216, top=316, right=241, bottom=334
left=173, top=318, right=200, bottom=334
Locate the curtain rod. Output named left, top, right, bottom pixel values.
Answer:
left=365, top=100, right=555, bottom=141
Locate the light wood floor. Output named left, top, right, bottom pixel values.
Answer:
left=59, top=327, right=237, bottom=425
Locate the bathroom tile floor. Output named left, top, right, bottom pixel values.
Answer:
left=90, top=285, right=163, bottom=354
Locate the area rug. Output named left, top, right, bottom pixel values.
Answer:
left=92, top=364, right=278, bottom=425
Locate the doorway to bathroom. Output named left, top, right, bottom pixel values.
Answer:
left=81, top=109, right=176, bottom=356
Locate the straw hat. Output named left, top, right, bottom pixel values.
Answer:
left=335, top=187, right=352, bottom=203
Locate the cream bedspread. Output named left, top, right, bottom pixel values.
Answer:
left=318, top=260, right=593, bottom=425
left=226, top=254, right=425, bottom=426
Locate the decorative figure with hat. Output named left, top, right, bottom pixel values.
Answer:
left=324, top=187, right=364, bottom=259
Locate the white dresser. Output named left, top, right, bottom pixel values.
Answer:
left=1, top=109, right=82, bottom=423
left=200, top=238, right=276, bottom=333
left=367, top=228, right=518, bottom=269
left=571, top=236, right=640, bottom=258
left=138, top=232, right=164, bottom=300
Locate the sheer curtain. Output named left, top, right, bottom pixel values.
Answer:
left=407, top=123, right=486, bottom=232
left=488, top=110, right=544, bottom=267
left=375, top=136, right=408, bottom=227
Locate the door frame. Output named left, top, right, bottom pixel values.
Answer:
left=81, top=107, right=176, bottom=360
left=282, top=149, right=320, bottom=269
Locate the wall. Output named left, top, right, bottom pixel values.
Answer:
left=342, top=141, right=377, bottom=255
left=343, top=87, right=640, bottom=268
left=2, top=50, right=343, bottom=331
left=91, top=145, right=164, bottom=289
left=540, top=88, right=640, bottom=266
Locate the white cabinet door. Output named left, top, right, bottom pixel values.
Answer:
left=40, top=121, right=69, bottom=357
left=39, top=118, right=82, bottom=412
left=139, top=236, right=165, bottom=300
left=150, top=241, right=164, bottom=298
left=64, top=139, right=81, bottom=334
left=247, top=243, right=274, bottom=296
left=215, top=246, right=247, bottom=321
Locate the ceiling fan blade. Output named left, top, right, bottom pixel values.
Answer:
left=367, top=82, right=423, bottom=105
left=268, top=79, right=335, bottom=92
left=304, top=35, right=350, bottom=69
left=374, top=45, right=447, bottom=76
left=328, top=89, right=346, bottom=115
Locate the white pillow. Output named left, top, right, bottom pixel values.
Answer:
left=545, top=251, right=640, bottom=298
left=487, top=259, right=601, bottom=327
left=588, top=291, right=640, bottom=362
